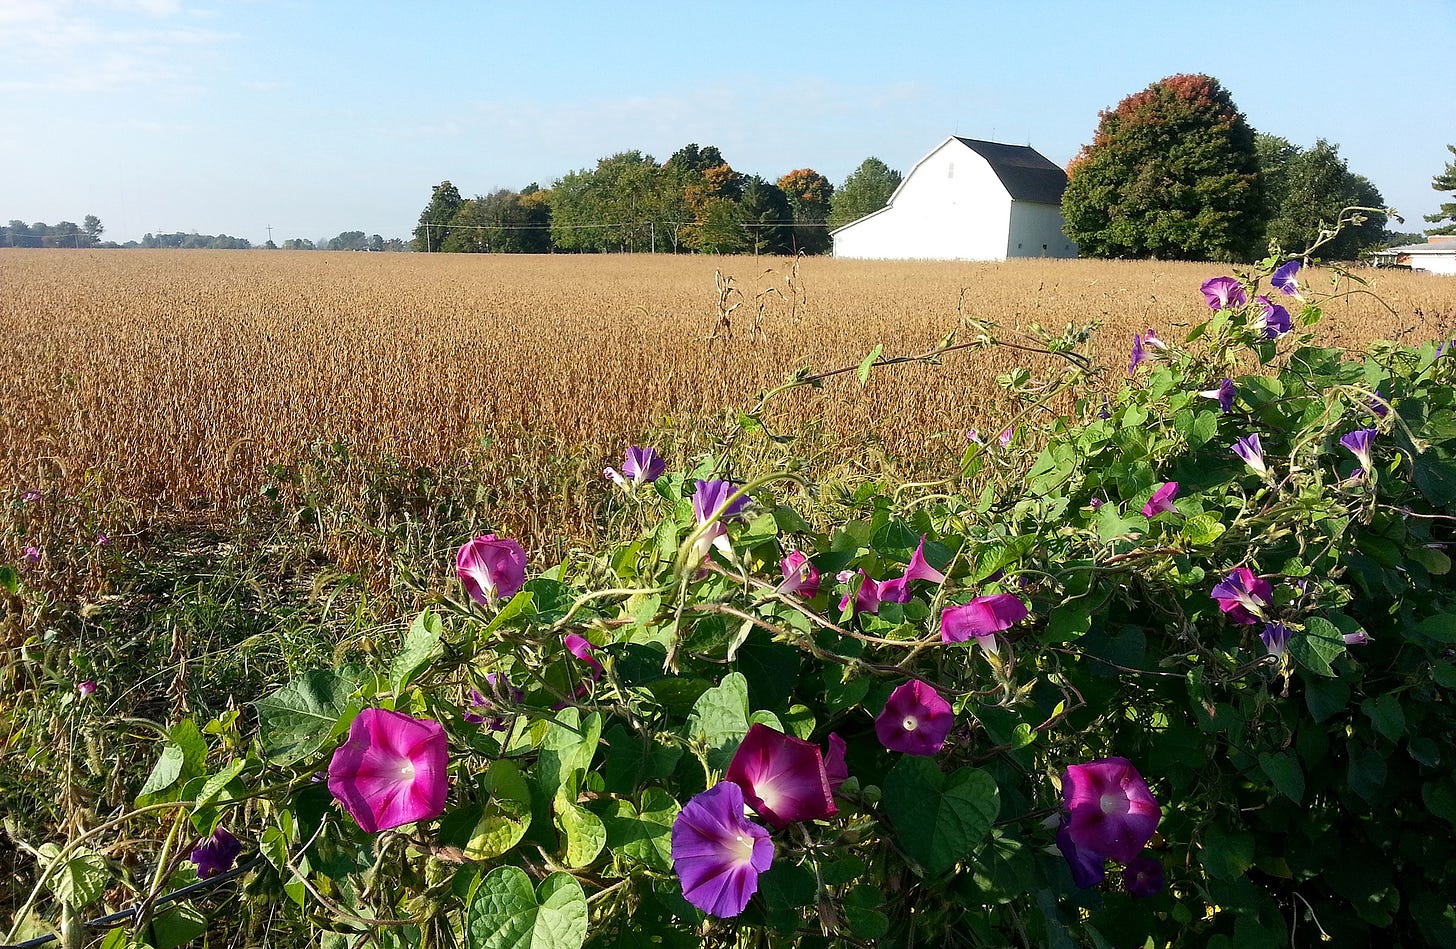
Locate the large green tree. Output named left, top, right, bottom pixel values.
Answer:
left=1426, top=145, right=1456, bottom=236
left=1259, top=136, right=1386, bottom=259
left=739, top=176, right=794, bottom=255
left=1062, top=74, right=1264, bottom=261
left=412, top=181, right=463, bottom=252
left=443, top=189, right=551, bottom=253
left=778, top=168, right=834, bottom=254
left=826, top=158, right=901, bottom=230
left=549, top=151, right=676, bottom=252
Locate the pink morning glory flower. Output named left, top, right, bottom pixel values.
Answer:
left=823, top=733, right=848, bottom=792
left=456, top=534, right=527, bottom=606
left=1232, top=434, right=1268, bottom=475
left=1260, top=622, right=1291, bottom=658
left=328, top=709, right=449, bottom=833
left=20, top=488, right=40, bottom=503
left=940, top=595, right=1029, bottom=651
left=874, top=680, right=953, bottom=756
left=998, top=427, right=1015, bottom=448
left=777, top=550, right=820, bottom=598
left=77, top=680, right=97, bottom=699
left=1270, top=260, right=1301, bottom=296
left=724, top=723, right=838, bottom=829
left=1201, top=276, right=1246, bottom=310
left=22, top=546, right=41, bottom=567
left=902, top=534, right=947, bottom=584
left=463, top=674, right=523, bottom=730
left=604, top=446, right=666, bottom=489
left=1256, top=296, right=1291, bottom=338
left=966, top=428, right=984, bottom=445
left=1199, top=378, right=1235, bottom=413
left=1061, top=756, right=1161, bottom=865
left=837, top=568, right=883, bottom=615
left=1210, top=567, right=1272, bottom=624
left=671, top=781, right=774, bottom=918
left=1141, top=482, right=1178, bottom=517
left=1340, top=428, right=1377, bottom=470
left=1122, top=854, right=1165, bottom=898
left=1344, top=630, right=1371, bottom=645
left=189, top=826, right=242, bottom=879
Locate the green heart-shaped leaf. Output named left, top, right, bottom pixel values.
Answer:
left=883, top=758, right=999, bottom=876
left=466, top=867, right=587, bottom=949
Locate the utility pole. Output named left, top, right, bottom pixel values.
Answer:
left=266, top=224, right=273, bottom=245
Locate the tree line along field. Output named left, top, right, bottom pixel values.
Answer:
left=3, top=250, right=1454, bottom=563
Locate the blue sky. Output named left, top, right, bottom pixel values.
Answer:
left=3, top=0, right=1453, bottom=246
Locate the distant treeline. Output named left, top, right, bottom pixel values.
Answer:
left=3, top=219, right=406, bottom=252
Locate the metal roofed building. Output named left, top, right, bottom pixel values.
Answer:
left=831, top=136, right=1077, bottom=261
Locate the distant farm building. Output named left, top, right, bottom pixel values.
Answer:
left=831, top=137, right=1077, bottom=261
left=1369, top=236, right=1456, bottom=275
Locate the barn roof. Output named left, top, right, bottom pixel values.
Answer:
left=953, top=138, right=1068, bottom=205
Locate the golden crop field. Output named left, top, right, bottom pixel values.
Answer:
left=2, top=249, right=1454, bottom=550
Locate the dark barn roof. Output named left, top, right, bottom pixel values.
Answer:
left=954, top=138, right=1067, bottom=205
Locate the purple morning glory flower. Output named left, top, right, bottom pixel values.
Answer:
left=1256, top=296, right=1291, bottom=338
left=1211, top=567, right=1272, bottom=625
left=1061, top=757, right=1161, bottom=865
left=1340, top=428, right=1377, bottom=471
left=22, top=546, right=40, bottom=567
left=823, top=734, right=848, bottom=792
left=1141, top=482, right=1178, bottom=518
left=1270, top=260, right=1301, bottom=296
left=1122, top=854, right=1166, bottom=898
left=1344, top=630, right=1371, bottom=645
left=724, top=723, right=837, bottom=829
left=1200, top=378, right=1235, bottom=413
left=1260, top=622, right=1291, bottom=658
left=689, top=480, right=749, bottom=565
left=605, top=446, right=666, bottom=489
left=837, top=568, right=884, bottom=615
left=1232, top=433, right=1268, bottom=475
left=20, top=488, right=40, bottom=503
left=874, top=680, right=953, bottom=756
left=1098, top=396, right=1112, bottom=420
left=1129, top=333, right=1146, bottom=373
left=941, top=595, right=1029, bottom=652
left=1369, top=393, right=1389, bottom=418
left=463, top=674, right=523, bottom=730
left=966, top=428, right=984, bottom=445
left=1201, top=276, right=1247, bottom=310
left=671, top=781, right=774, bottom=918
left=1056, top=818, right=1106, bottom=888
left=190, top=826, right=243, bottom=879
left=902, top=534, right=947, bottom=586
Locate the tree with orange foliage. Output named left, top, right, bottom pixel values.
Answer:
left=1062, top=74, right=1263, bottom=262
left=778, top=168, right=834, bottom=254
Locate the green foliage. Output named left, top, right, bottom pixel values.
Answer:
left=1258, top=135, right=1387, bottom=259
left=826, top=157, right=902, bottom=230
left=1425, top=144, right=1456, bottom=236
left=413, top=179, right=464, bottom=252
left=1062, top=73, right=1264, bottom=261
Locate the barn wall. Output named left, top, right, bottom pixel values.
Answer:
left=833, top=140, right=1013, bottom=260
left=1006, top=202, right=1078, bottom=259
left=1412, top=254, right=1456, bottom=276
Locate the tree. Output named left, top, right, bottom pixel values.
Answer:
left=827, top=158, right=901, bottom=230
left=778, top=168, right=834, bottom=254
left=696, top=199, right=749, bottom=254
left=413, top=180, right=463, bottom=252
left=739, top=176, right=794, bottom=255
left=327, top=230, right=369, bottom=251
left=82, top=215, right=103, bottom=246
left=283, top=238, right=315, bottom=250
left=549, top=151, right=672, bottom=252
left=1260, top=138, right=1386, bottom=260
left=1426, top=145, right=1456, bottom=236
left=1061, top=74, right=1264, bottom=261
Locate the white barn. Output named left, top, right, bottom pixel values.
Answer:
left=1373, top=237, right=1456, bottom=275
left=831, top=136, right=1077, bottom=261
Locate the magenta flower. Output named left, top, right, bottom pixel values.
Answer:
left=1061, top=757, right=1161, bottom=865
left=77, top=680, right=97, bottom=699
left=724, top=723, right=837, bottom=829
left=189, top=826, right=242, bottom=879
left=837, top=568, right=883, bottom=615
left=22, top=546, right=40, bottom=567
left=1270, top=260, right=1301, bottom=296
left=1344, top=630, right=1371, bottom=645
left=777, top=551, right=820, bottom=598
left=823, top=733, right=848, bottom=792
left=1201, top=276, right=1246, bottom=310
left=464, top=674, right=523, bottom=730
left=1056, top=818, right=1106, bottom=888
left=690, top=480, right=748, bottom=564
left=96, top=534, right=110, bottom=547
left=875, top=680, right=953, bottom=756
left=1122, top=854, right=1165, bottom=898
left=605, top=446, right=666, bottom=489
left=1233, top=433, right=1268, bottom=475
left=562, top=633, right=604, bottom=700
left=904, top=534, right=947, bottom=584
left=1129, top=333, right=1146, bottom=373
left=998, top=427, right=1015, bottom=448
left=1340, top=428, right=1376, bottom=470
left=1199, top=378, right=1235, bottom=413
left=966, top=428, right=984, bottom=445
left=456, top=534, right=527, bottom=606
left=328, top=709, right=449, bottom=833
left=20, top=488, right=40, bottom=503
left=941, top=595, right=1029, bottom=652
left=1141, top=482, right=1178, bottom=517
left=1260, top=622, right=1291, bottom=658
left=1210, top=567, right=1272, bottom=624
left=671, top=781, right=774, bottom=918
left=1256, top=295, right=1291, bottom=338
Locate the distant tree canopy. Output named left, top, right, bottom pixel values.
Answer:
left=826, top=159, right=902, bottom=231
left=3, top=217, right=106, bottom=248
left=1257, top=135, right=1386, bottom=259
left=779, top=168, right=834, bottom=254
left=1427, top=145, right=1456, bottom=236
left=1062, top=74, right=1264, bottom=262
left=412, top=180, right=463, bottom=252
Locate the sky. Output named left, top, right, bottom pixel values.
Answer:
left=2, top=0, right=1454, bottom=247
